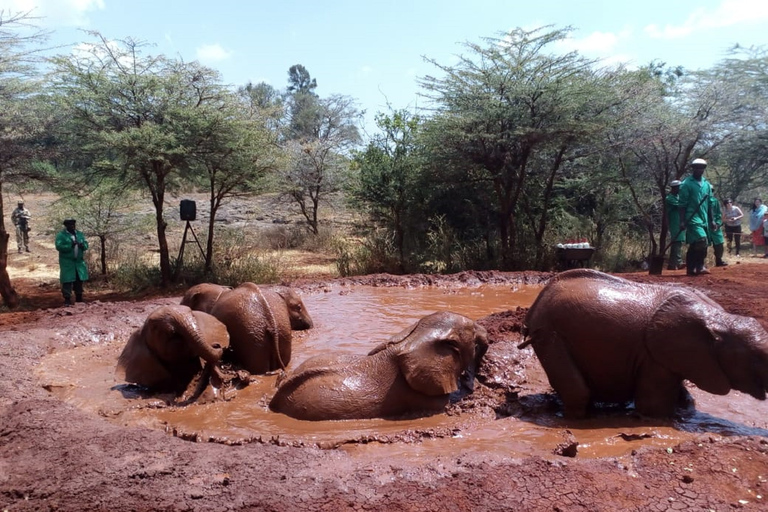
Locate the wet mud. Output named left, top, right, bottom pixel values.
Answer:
left=3, top=268, right=768, bottom=510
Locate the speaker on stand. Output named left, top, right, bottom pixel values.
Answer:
left=175, top=200, right=206, bottom=279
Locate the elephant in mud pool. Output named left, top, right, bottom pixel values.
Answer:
left=269, top=311, right=489, bottom=421
left=520, top=269, right=768, bottom=418
left=180, top=282, right=313, bottom=374
left=116, top=305, right=229, bottom=393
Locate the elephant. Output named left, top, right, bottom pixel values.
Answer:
left=269, top=311, right=489, bottom=421
left=116, top=305, right=230, bottom=393
left=520, top=268, right=768, bottom=418
left=180, top=282, right=313, bottom=374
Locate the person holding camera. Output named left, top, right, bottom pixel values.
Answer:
left=10, top=201, right=31, bottom=253
left=55, top=219, right=89, bottom=306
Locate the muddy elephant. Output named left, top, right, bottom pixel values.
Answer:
left=520, top=269, right=768, bottom=418
left=116, top=305, right=229, bottom=392
left=181, top=282, right=313, bottom=374
left=269, top=311, right=489, bottom=420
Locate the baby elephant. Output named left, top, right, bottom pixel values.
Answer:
left=181, top=282, right=313, bottom=374
left=521, top=269, right=768, bottom=418
left=269, top=311, right=488, bottom=421
left=116, top=305, right=230, bottom=393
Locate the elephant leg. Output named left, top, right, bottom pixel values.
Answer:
left=634, top=363, right=684, bottom=417
left=531, top=330, right=591, bottom=418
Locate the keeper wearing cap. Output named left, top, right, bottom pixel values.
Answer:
left=678, top=158, right=714, bottom=276
left=665, top=179, right=685, bottom=270
left=55, top=218, right=89, bottom=306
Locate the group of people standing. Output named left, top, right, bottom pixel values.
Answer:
left=666, top=158, right=768, bottom=275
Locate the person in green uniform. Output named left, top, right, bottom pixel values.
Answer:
left=678, top=158, right=714, bottom=276
left=55, top=219, right=89, bottom=306
left=665, top=180, right=685, bottom=270
left=709, top=190, right=728, bottom=267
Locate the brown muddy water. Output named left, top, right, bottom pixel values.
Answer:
left=36, top=284, right=768, bottom=461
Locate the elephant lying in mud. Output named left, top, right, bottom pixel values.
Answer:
left=269, top=311, right=488, bottom=420
left=116, top=305, right=229, bottom=393
left=181, top=283, right=313, bottom=374
left=520, top=269, right=768, bottom=418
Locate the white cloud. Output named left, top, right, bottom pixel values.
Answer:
left=195, top=43, right=232, bottom=63
left=0, top=0, right=104, bottom=26
left=556, top=31, right=623, bottom=55
left=645, top=0, right=768, bottom=39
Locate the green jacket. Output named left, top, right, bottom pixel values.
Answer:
left=709, top=195, right=724, bottom=246
left=55, top=229, right=89, bottom=283
left=665, top=193, right=685, bottom=243
left=678, top=175, right=713, bottom=244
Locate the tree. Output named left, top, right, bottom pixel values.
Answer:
left=287, top=64, right=317, bottom=94
left=280, top=65, right=361, bottom=234
left=188, top=92, right=280, bottom=272
left=50, top=32, right=230, bottom=286
left=420, top=26, right=628, bottom=269
left=352, top=110, right=421, bottom=270
left=0, top=9, right=51, bottom=307
left=705, top=46, right=768, bottom=202
left=613, top=63, right=743, bottom=264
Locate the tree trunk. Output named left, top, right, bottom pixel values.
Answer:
left=0, top=185, right=18, bottom=308
left=0, top=232, right=19, bottom=308
left=99, top=234, right=107, bottom=275
left=206, top=197, right=219, bottom=273
left=148, top=162, right=171, bottom=287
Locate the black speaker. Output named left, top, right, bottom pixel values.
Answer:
left=180, top=199, right=196, bottom=221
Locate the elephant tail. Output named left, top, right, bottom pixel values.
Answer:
left=253, top=285, right=286, bottom=370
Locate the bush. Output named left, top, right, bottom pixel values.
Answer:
left=174, top=227, right=282, bottom=286
left=333, top=230, right=402, bottom=276
left=110, top=251, right=164, bottom=292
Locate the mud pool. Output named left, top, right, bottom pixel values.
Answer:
left=36, top=283, right=768, bottom=461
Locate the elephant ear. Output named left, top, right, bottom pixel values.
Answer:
left=646, top=292, right=731, bottom=395
left=396, top=326, right=462, bottom=396
left=368, top=322, right=420, bottom=356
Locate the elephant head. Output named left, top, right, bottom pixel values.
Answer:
left=274, top=286, right=314, bottom=330
left=269, top=311, right=488, bottom=420
left=369, top=311, right=488, bottom=396
left=116, top=305, right=230, bottom=392
left=646, top=292, right=768, bottom=400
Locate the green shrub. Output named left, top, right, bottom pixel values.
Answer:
left=110, top=252, right=163, bottom=292
left=333, top=230, right=401, bottom=276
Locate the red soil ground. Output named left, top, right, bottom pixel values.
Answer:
left=2, top=258, right=768, bottom=511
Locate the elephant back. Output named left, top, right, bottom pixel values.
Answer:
left=211, top=283, right=292, bottom=374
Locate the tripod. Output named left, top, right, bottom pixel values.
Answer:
left=174, top=220, right=206, bottom=279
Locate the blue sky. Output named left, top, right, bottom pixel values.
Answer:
left=2, top=0, right=767, bottom=136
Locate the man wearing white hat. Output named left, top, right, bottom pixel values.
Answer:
left=665, top=179, right=685, bottom=270
left=678, top=158, right=714, bottom=275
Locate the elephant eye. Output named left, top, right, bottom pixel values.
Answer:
left=442, top=339, right=461, bottom=352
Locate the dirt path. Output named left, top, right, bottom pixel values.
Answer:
left=1, top=260, right=768, bottom=511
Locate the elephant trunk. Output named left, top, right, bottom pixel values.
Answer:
left=170, top=308, right=225, bottom=364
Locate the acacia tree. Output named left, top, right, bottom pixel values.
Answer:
left=50, top=33, right=229, bottom=286
left=420, top=27, right=627, bottom=269
left=614, top=63, right=743, bottom=264
left=705, top=46, right=768, bottom=201
left=0, top=10, right=51, bottom=307
left=280, top=66, right=361, bottom=234
left=187, top=92, right=280, bottom=271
